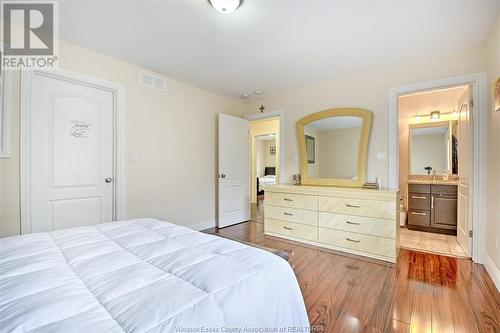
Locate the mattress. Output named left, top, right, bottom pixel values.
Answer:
left=0, top=219, right=309, bottom=332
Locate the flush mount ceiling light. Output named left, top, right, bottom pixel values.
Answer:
left=209, top=0, right=243, bottom=14
left=430, top=111, right=440, bottom=119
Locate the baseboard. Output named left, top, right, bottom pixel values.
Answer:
left=484, top=254, right=500, bottom=291
left=188, top=219, right=216, bottom=231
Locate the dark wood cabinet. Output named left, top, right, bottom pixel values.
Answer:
left=407, top=184, right=457, bottom=234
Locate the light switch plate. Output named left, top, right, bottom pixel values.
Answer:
left=130, top=150, right=138, bottom=161
left=377, top=152, right=387, bottom=161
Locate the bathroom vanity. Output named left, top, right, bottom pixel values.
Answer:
left=407, top=182, right=458, bottom=234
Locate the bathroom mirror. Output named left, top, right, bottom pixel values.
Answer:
left=409, top=120, right=458, bottom=176
left=297, top=108, right=372, bottom=187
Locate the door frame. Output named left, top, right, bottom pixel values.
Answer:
left=388, top=72, right=488, bottom=263
left=246, top=110, right=285, bottom=184
left=20, top=69, right=126, bottom=234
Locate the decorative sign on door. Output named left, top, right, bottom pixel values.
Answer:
left=70, top=120, right=92, bottom=138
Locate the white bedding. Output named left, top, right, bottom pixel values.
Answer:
left=258, top=175, right=276, bottom=192
left=0, top=219, right=309, bottom=332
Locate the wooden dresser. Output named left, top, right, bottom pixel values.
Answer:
left=264, top=185, right=400, bottom=263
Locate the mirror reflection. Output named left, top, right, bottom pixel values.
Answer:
left=410, top=121, right=458, bottom=175
left=303, top=116, right=363, bottom=179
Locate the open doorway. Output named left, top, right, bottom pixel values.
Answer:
left=397, top=84, right=472, bottom=258
left=249, top=117, right=280, bottom=223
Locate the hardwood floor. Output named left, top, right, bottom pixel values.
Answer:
left=204, top=222, right=500, bottom=333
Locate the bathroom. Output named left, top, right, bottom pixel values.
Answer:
left=398, top=85, right=471, bottom=257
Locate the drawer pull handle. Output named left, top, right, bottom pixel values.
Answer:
left=346, top=237, right=360, bottom=243
left=411, top=212, right=426, bottom=216
left=284, top=198, right=294, bottom=202
left=283, top=212, right=294, bottom=216
left=346, top=204, right=360, bottom=208
left=283, top=226, right=294, bottom=231
left=412, top=196, right=426, bottom=199
left=346, top=220, right=360, bottom=225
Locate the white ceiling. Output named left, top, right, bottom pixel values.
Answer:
left=59, top=0, right=500, bottom=98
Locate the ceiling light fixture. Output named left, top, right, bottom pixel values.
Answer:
left=209, top=0, right=243, bottom=14
left=430, top=111, right=440, bottom=120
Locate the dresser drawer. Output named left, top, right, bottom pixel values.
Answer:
left=265, top=206, right=317, bottom=226
left=265, top=218, right=317, bottom=242
left=319, top=197, right=396, bottom=220
left=408, top=193, right=431, bottom=210
left=408, top=209, right=431, bottom=226
left=265, top=192, right=317, bottom=210
left=318, top=228, right=396, bottom=259
left=319, top=212, right=395, bottom=239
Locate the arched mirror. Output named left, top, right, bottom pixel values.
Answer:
left=296, top=108, right=373, bottom=187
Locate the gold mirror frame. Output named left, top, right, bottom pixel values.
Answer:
left=297, top=108, right=373, bottom=187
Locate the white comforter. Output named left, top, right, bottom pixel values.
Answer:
left=0, top=219, right=309, bottom=332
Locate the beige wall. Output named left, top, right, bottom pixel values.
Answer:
left=485, top=14, right=500, bottom=285
left=244, top=47, right=486, bottom=188
left=318, top=127, right=361, bottom=179
left=256, top=139, right=276, bottom=176
left=0, top=40, right=245, bottom=237
left=410, top=133, right=447, bottom=175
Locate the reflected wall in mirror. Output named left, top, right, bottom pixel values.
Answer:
left=297, top=108, right=372, bottom=187
left=409, top=120, right=458, bottom=176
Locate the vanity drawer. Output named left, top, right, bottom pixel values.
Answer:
left=319, top=197, right=396, bottom=220
left=408, top=184, right=431, bottom=194
left=408, top=209, right=431, bottom=226
left=265, top=192, right=317, bottom=210
left=431, top=185, right=457, bottom=196
left=265, top=218, right=317, bottom=242
left=265, top=206, right=317, bottom=226
left=318, top=212, right=395, bottom=239
left=408, top=193, right=431, bottom=210
left=318, top=228, right=396, bottom=259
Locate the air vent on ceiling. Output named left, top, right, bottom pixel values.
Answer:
left=140, top=71, right=167, bottom=92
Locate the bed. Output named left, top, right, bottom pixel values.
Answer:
left=257, top=167, right=276, bottom=196
left=0, top=219, right=309, bottom=332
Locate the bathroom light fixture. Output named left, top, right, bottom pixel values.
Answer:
left=209, top=0, right=243, bottom=14
left=241, top=93, right=250, bottom=99
left=254, top=90, right=264, bottom=95
left=430, top=111, right=440, bottom=119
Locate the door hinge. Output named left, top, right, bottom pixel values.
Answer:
left=469, top=99, right=474, bottom=108
left=469, top=230, right=473, bottom=237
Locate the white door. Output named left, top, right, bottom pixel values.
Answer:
left=28, top=72, right=114, bottom=233
left=457, top=86, right=472, bottom=256
left=218, top=113, right=250, bottom=228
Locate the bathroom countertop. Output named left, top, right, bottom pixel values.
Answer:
left=407, top=179, right=459, bottom=185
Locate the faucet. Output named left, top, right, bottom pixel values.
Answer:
left=432, top=170, right=437, bottom=181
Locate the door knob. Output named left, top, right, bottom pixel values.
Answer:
left=105, top=177, right=113, bottom=183
left=219, top=174, right=226, bottom=179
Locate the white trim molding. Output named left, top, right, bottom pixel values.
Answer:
left=0, top=70, right=13, bottom=158
left=388, top=72, right=488, bottom=264
left=245, top=109, right=286, bottom=184
left=484, top=255, right=500, bottom=291
left=20, top=68, right=126, bottom=234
